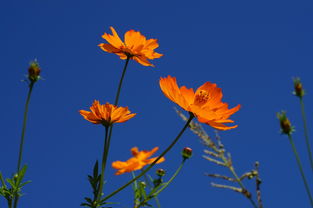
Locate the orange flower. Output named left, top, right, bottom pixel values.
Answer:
left=79, top=100, right=136, bottom=126
left=112, top=147, right=165, bottom=175
left=98, top=27, right=163, bottom=67
left=159, top=76, right=240, bottom=130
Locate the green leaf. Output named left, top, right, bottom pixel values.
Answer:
left=80, top=202, right=91, bottom=207
left=0, top=172, right=7, bottom=188
left=93, top=161, right=99, bottom=178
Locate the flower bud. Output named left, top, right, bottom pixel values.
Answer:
left=277, top=111, right=294, bottom=135
left=28, top=60, right=41, bottom=83
left=156, top=168, right=166, bottom=177
left=182, top=147, right=192, bottom=159
left=293, top=77, right=305, bottom=98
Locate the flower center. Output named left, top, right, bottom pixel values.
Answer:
left=194, top=90, right=210, bottom=105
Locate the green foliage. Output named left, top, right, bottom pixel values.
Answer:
left=0, top=165, right=31, bottom=207
left=81, top=161, right=116, bottom=208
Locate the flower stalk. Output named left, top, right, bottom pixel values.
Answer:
left=96, top=126, right=109, bottom=202
left=293, top=78, right=313, bottom=174
left=16, top=82, right=34, bottom=172
left=287, top=134, right=313, bottom=207
left=102, top=114, right=194, bottom=201
left=114, top=57, right=130, bottom=106
left=299, top=97, right=313, bottom=174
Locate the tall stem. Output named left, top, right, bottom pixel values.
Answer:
left=288, top=134, right=313, bottom=207
left=97, top=126, right=109, bottom=201
left=17, top=82, right=34, bottom=172
left=102, top=114, right=195, bottom=201
left=114, top=58, right=130, bottom=106
left=13, top=82, right=34, bottom=208
left=96, top=58, right=130, bottom=202
left=299, top=98, right=313, bottom=174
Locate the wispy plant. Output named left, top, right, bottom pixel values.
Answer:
left=176, top=109, right=262, bottom=208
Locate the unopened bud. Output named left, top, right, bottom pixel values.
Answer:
left=140, top=181, right=146, bottom=188
left=28, top=60, right=41, bottom=83
left=156, top=168, right=165, bottom=177
left=293, top=77, right=305, bottom=98
left=182, top=147, right=192, bottom=159
left=277, top=111, right=294, bottom=135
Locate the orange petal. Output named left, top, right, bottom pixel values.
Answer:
left=102, top=27, right=124, bottom=49
left=133, top=56, right=154, bottom=66
left=206, top=121, right=238, bottom=131
left=98, top=43, right=121, bottom=53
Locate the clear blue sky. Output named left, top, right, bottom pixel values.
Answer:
left=1, top=0, right=313, bottom=207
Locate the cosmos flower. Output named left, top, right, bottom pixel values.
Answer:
left=159, top=75, right=240, bottom=130
left=112, top=147, right=165, bottom=175
left=98, top=27, right=163, bottom=66
left=79, top=100, right=136, bottom=126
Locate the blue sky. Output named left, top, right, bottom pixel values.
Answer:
left=1, top=0, right=313, bottom=207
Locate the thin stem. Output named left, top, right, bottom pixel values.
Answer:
left=209, top=140, right=258, bottom=208
left=102, top=114, right=195, bottom=201
left=13, top=82, right=34, bottom=208
left=143, top=173, right=161, bottom=208
left=255, top=163, right=263, bottom=208
left=288, top=134, right=313, bottom=207
left=114, top=58, right=130, bottom=106
left=228, top=166, right=258, bottom=208
left=8, top=199, right=13, bottom=208
left=13, top=197, right=19, bottom=208
left=136, top=159, right=186, bottom=208
left=17, top=82, right=34, bottom=172
left=152, top=159, right=185, bottom=196
left=299, top=98, right=313, bottom=174
left=95, top=58, right=130, bottom=202
left=97, top=126, right=109, bottom=201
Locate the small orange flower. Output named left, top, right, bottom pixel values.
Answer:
left=159, top=75, right=241, bottom=130
left=112, top=147, right=165, bottom=175
left=79, top=100, right=136, bottom=126
left=98, top=27, right=163, bottom=67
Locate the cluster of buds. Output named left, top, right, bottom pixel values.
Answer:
left=28, top=60, right=41, bottom=83
left=293, top=77, right=305, bottom=98
left=277, top=111, right=294, bottom=135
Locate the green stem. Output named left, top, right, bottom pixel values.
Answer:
left=299, top=98, right=313, bottom=174
left=288, top=134, right=313, bottom=207
left=152, top=159, right=185, bottom=196
left=13, top=82, right=34, bottom=208
left=97, top=126, right=109, bottom=201
left=102, top=114, right=195, bottom=201
left=137, top=159, right=186, bottom=208
left=8, top=199, right=13, bottom=208
left=13, top=197, right=19, bottom=208
left=95, top=58, right=130, bottom=202
left=17, top=82, right=34, bottom=172
left=114, top=58, right=130, bottom=106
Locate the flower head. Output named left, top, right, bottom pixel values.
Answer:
left=28, top=60, right=41, bottom=83
left=159, top=75, right=240, bottom=130
left=277, top=111, right=294, bottom=135
left=98, top=27, right=163, bottom=67
left=293, top=77, right=305, bottom=98
left=112, top=147, right=165, bottom=175
left=79, top=100, right=136, bottom=126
